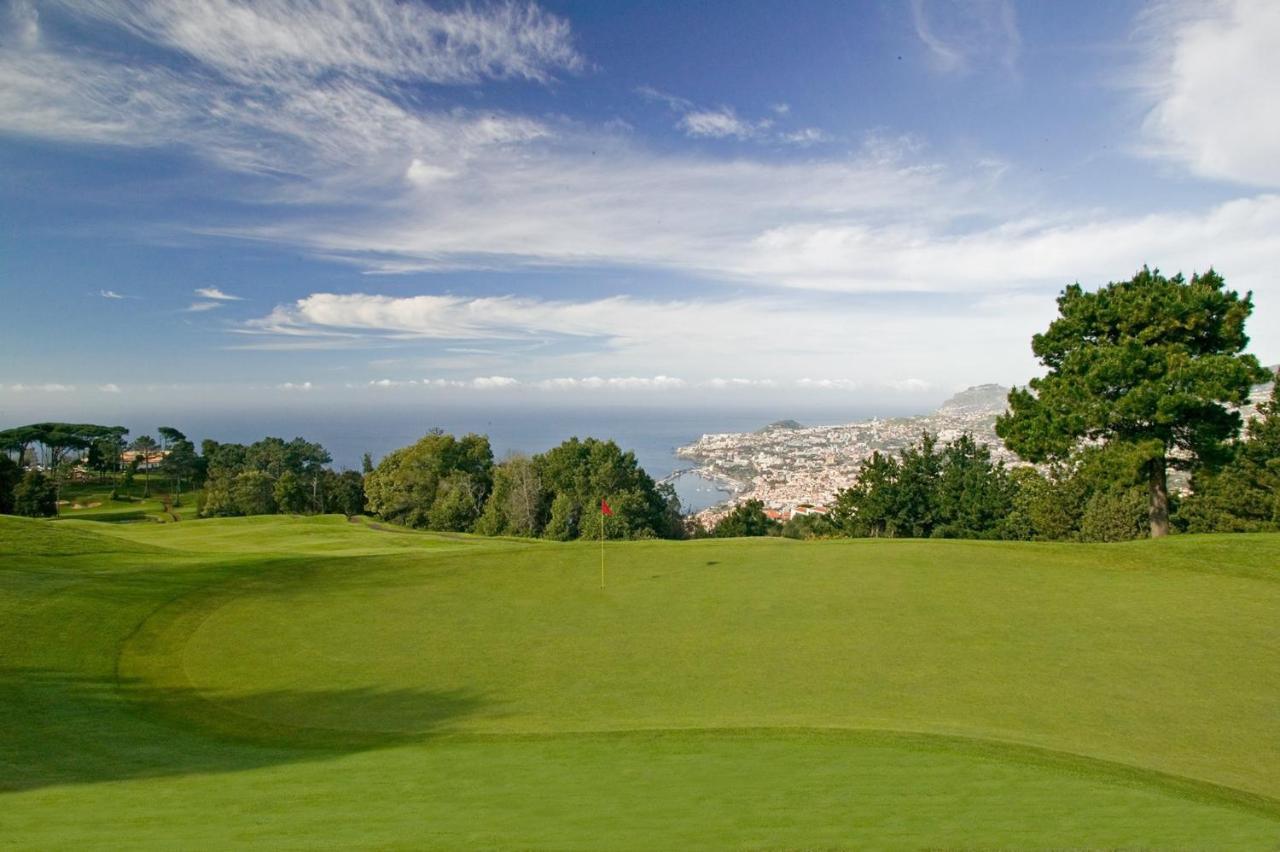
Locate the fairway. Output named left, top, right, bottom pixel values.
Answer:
left=3, top=515, right=1280, bottom=848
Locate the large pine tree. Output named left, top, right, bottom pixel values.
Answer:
left=996, top=267, right=1267, bottom=537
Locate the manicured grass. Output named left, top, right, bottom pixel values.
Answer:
left=2, top=514, right=1279, bottom=848
left=53, top=479, right=202, bottom=523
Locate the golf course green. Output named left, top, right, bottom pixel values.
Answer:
left=3, top=513, right=1279, bottom=848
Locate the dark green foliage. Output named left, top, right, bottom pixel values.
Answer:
left=12, top=470, right=57, bottom=517
left=476, top=455, right=543, bottom=536
left=781, top=511, right=836, bottom=539
left=0, top=454, right=23, bottom=514
left=997, top=267, right=1268, bottom=537
left=273, top=471, right=309, bottom=514
left=831, top=451, right=900, bottom=537
left=121, top=457, right=139, bottom=493
left=232, top=471, right=277, bottom=516
left=0, top=423, right=128, bottom=471
left=534, top=437, right=681, bottom=540
left=1178, top=376, right=1280, bottom=532
left=895, top=435, right=943, bottom=537
left=199, top=435, right=334, bottom=518
left=160, top=440, right=199, bottom=502
left=833, top=433, right=1013, bottom=539
left=198, top=476, right=236, bottom=517
left=542, top=492, right=578, bottom=540
left=933, top=435, right=1016, bottom=539
left=157, top=426, right=186, bottom=447
left=129, top=435, right=158, bottom=498
left=1004, top=467, right=1083, bottom=541
left=470, top=438, right=681, bottom=540
left=323, top=470, right=366, bottom=517
left=1078, top=487, right=1149, bottom=542
left=713, top=499, right=780, bottom=537
left=363, top=431, right=493, bottom=531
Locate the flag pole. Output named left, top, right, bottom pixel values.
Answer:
left=600, top=499, right=605, bottom=589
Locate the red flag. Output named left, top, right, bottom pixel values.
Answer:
left=601, top=498, right=613, bottom=516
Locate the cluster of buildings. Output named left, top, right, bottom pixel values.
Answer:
left=681, top=374, right=1279, bottom=529
left=678, top=385, right=1014, bottom=528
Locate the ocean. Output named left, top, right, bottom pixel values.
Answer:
left=11, top=401, right=932, bottom=513
left=141, top=403, right=926, bottom=513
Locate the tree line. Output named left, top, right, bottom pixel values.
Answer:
left=712, top=267, right=1278, bottom=541
left=364, top=431, right=684, bottom=540
left=3, top=267, right=1275, bottom=540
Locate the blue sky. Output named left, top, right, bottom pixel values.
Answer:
left=2, top=0, right=1277, bottom=420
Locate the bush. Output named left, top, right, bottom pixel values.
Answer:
left=1079, top=488, right=1148, bottom=542
left=233, top=471, right=277, bottom=516
left=713, top=500, right=780, bottom=537
left=0, top=455, right=20, bottom=515
left=13, top=470, right=57, bottom=518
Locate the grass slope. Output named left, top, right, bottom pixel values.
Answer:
left=2, top=514, right=1279, bottom=848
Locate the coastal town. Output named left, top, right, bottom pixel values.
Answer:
left=677, top=384, right=1014, bottom=526
left=678, top=378, right=1277, bottom=528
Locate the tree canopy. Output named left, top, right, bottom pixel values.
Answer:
left=996, top=267, right=1267, bottom=537
left=363, top=431, right=493, bottom=531
left=1178, top=374, right=1280, bottom=532
left=831, top=432, right=1014, bottom=539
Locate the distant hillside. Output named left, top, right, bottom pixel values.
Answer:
left=756, top=419, right=804, bottom=433
left=936, top=384, right=1009, bottom=416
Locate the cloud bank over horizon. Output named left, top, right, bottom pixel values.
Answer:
left=1, top=0, right=1278, bottom=412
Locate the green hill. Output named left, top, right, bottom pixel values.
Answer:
left=2, top=514, right=1279, bottom=848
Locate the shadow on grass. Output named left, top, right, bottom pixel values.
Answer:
left=0, top=667, right=488, bottom=794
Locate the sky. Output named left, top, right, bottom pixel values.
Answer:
left=2, top=0, right=1278, bottom=421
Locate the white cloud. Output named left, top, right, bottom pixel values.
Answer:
left=780, top=127, right=829, bottom=146
left=642, top=86, right=823, bottom=146
left=186, top=302, right=224, bottom=312
left=56, top=0, right=583, bottom=86
left=1, top=1, right=38, bottom=49
left=195, top=287, right=242, bottom=301
left=4, top=383, right=76, bottom=393
left=405, top=158, right=456, bottom=186
left=98, top=383, right=122, bottom=393
left=910, top=0, right=1020, bottom=74
left=277, top=381, right=312, bottom=391
left=99, top=289, right=125, bottom=299
left=679, top=108, right=768, bottom=140
left=470, top=375, right=519, bottom=389
left=1136, top=0, right=1280, bottom=188
left=704, top=378, right=778, bottom=389
left=797, top=378, right=860, bottom=391
left=534, top=376, right=687, bottom=391
left=0, top=1, right=568, bottom=180
left=241, top=291, right=1059, bottom=390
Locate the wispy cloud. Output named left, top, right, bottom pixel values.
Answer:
left=195, top=286, right=242, bottom=301
left=0, top=0, right=575, bottom=180
left=98, top=289, right=126, bottom=299
left=55, top=0, right=583, bottom=86
left=534, top=375, right=686, bottom=391
left=98, top=383, right=122, bottom=393
left=1134, top=0, right=1280, bottom=188
left=240, top=290, right=1057, bottom=389
left=679, top=108, right=770, bottom=140
left=639, top=85, right=825, bottom=146
left=186, top=302, right=224, bottom=313
left=910, top=0, right=1020, bottom=74
left=3, top=383, right=77, bottom=393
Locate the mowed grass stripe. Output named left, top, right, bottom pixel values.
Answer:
left=3, top=515, right=1280, bottom=847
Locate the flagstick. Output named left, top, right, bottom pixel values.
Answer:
left=600, top=502, right=605, bottom=589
